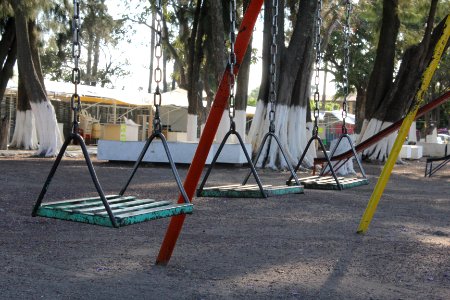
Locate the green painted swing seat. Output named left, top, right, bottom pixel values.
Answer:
left=198, top=184, right=304, bottom=198
left=35, top=195, right=193, bottom=228
left=299, top=176, right=369, bottom=190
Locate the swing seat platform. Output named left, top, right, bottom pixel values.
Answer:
left=295, top=176, right=369, bottom=190
left=197, top=184, right=304, bottom=198
left=35, top=195, right=193, bottom=227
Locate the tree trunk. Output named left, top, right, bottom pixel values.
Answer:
left=355, top=86, right=366, bottom=133
left=91, top=36, right=100, bottom=86
left=0, top=116, right=9, bottom=150
left=186, top=0, right=204, bottom=141
left=86, top=33, right=94, bottom=85
left=234, top=0, right=252, bottom=141
left=161, top=11, right=187, bottom=88
left=10, top=1, right=61, bottom=156
left=10, top=72, right=37, bottom=149
left=0, top=18, right=16, bottom=66
left=359, top=1, right=444, bottom=161
left=203, top=0, right=227, bottom=142
left=248, top=0, right=318, bottom=169
left=0, top=18, right=17, bottom=103
left=364, top=0, right=400, bottom=120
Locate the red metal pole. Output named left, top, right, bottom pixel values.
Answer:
left=156, top=0, right=264, bottom=265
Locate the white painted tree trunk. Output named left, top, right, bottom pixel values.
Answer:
left=216, top=110, right=231, bottom=143
left=408, top=121, right=417, bottom=143
left=30, top=101, right=62, bottom=157
left=234, top=110, right=247, bottom=142
left=324, top=135, right=357, bottom=176
left=186, top=114, right=197, bottom=141
left=248, top=100, right=316, bottom=169
left=358, top=118, right=397, bottom=162
left=426, top=127, right=438, bottom=143
left=247, top=100, right=268, bottom=150
left=10, top=109, right=38, bottom=150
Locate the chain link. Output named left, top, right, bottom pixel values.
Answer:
left=313, top=0, right=322, bottom=136
left=342, top=0, right=352, bottom=134
left=228, top=0, right=237, bottom=129
left=153, top=0, right=163, bottom=132
left=71, top=0, right=81, bottom=133
left=268, top=0, right=278, bottom=133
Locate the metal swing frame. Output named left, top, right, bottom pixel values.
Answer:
left=288, top=0, right=368, bottom=190
left=196, top=0, right=266, bottom=198
left=315, top=0, right=368, bottom=188
left=197, top=0, right=302, bottom=198
left=196, top=121, right=269, bottom=198
left=32, top=0, right=192, bottom=228
left=286, top=0, right=342, bottom=190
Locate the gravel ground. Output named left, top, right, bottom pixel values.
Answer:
left=0, top=151, right=449, bottom=299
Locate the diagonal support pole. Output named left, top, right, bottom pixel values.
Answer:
left=357, top=15, right=450, bottom=234
left=155, top=0, right=264, bottom=265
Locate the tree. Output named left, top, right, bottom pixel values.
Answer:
left=0, top=14, right=17, bottom=150
left=121, top=0, right=229, bottom=141
left=248, top=0, right=319, bottom=169
left=40, top=0, right=129, bottom=87
left=358, top=0, right=449, bottom=161
left=0, top=17, right=16, bottom=105
left=234, top=0, right=253, bottom=141
left=8, top=0, right=61, bottom=156
left=324, top=2, right=377, bottom=132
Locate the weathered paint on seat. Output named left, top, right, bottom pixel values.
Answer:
left=35, top=195, right=193, bottom=227
left=299, top=176, right=369, bottom=190
left=197, top=184, right=304, bottom=198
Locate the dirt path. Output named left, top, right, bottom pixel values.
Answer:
left=0, top=154, right=449, bottom=299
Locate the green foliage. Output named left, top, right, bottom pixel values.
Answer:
left=0, top=1, right=13, bottom=19
left=324, top=0, right=449, bottom=106
left=38, top=0, right=131, bottom=87
left=247, top=87, right=259, bottom=106
left=310, top=100, right=340, bottom=112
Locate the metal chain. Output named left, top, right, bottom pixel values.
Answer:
left=71, top=0, right=81, bottom=134
left=313, top=0, right=322, bottom=136
left=342, top=0, right=352, bottom=134
left=268, top=0, right=279, bottom=133
left=228, top=0, right=237, bottom=130
left=153, top=0, right=163, bottom=133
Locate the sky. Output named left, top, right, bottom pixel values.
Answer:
left=107, top=2, right=336, bottom=99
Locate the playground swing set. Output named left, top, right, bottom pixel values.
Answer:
left=196, top=0, right=303, bottom=198
left=289, top=0, right=368, bottom=190
left=31, top=0, right=450, bottom=265
left=32, top=0, right=193, bottom=228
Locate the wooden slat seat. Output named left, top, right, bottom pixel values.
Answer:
left=35, top=195, right=193, bottom=227
left=299, top=176, right=369, bottom=190
left=197, top=184, right=303, bottom=198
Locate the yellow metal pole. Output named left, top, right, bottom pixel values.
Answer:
left=357, top=15, right=450, bottom=234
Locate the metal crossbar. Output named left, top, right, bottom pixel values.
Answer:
left=425, top=151, right=450, bottom=177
